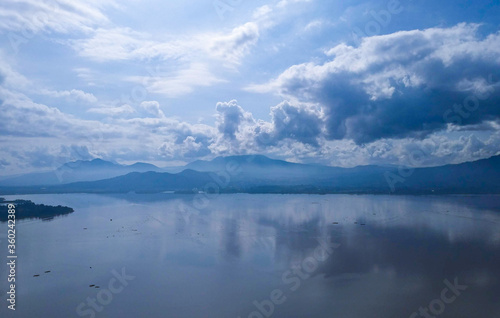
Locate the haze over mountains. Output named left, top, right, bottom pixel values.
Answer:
left=0, top=159, right=163, bottom=186
left=0, top=155, right=499, bottom=195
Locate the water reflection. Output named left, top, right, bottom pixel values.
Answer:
left=222, top=218, right=242, bottom=260
left=0, top=194, right=499, bottom=318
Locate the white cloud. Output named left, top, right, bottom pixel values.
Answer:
left=0, top=88, right=119, bottom=138
left=0, top=53, right=30, bottom=88
left=69, top=27, right=183, bottom=62
left=70, top=22, right=260, bottom=65
left=40, top=88, right=97, bottom=103
left=127, top=63, right=224, bottom=98
left=68, top=20, right=260, bottom=97
left=0, top=0, right=116, bottom=34
left=0, top=52, right=98, bottom=105
left=140, top=101, right=165, bottom=118
left=73, top=67, right=97, bottom=86
left=304, top=19, right=324, bottom=31
left=208, top=22, right=260, bottom=65
left=88, top=104, right=135, bottom=116
left=276, top=0, right=313, bottom=9
left=252, top=5, right=272, bottom=20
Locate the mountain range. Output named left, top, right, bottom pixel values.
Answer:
left=0, top=159, right=162, bottom=186
left=0, top=155, right=499, bottom=194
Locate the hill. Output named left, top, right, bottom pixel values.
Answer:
left=0, top=159, right=163, bottom=186
left=0, top=155, right=499, bottom=194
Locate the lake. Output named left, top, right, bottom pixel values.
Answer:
left=1, top=194, right=500, bottom=318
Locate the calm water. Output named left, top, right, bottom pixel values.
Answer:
left=1, top=194, right=500, bottom=318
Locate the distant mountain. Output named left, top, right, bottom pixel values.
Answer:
left=0, top=155, right=499, bottom=194
left=395, top=155, right=500, bottom=193
left=0, top=159, right=163, bottom=186
left=186, top=154, right=291, bottom=171
left=184, top=154, right=394, bottom=190
left=5, top=169, right=214, bottom=194
left=186, top=155, right=343, bottom=183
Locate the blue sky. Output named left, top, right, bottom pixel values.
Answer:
left=1, top=0, right=500, bottom=174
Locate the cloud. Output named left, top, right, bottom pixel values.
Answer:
left=40, top=88, right=97, bottom=103
left=250, top=23, right=500, bottom=144
left=215, top=100, right=255, bottom=140
left=73, top=67, right=98, bottom=86
left=69, top=27, right=179, bottom=62
left=71, top=22, right=260, bottom=65
left=0, top=84, right=217, bottom=171
left=0, top=0, right=116, bottom=34
left=0, top=87, right=120, bottom=139
left=140, top=101, right=165, bottom=118
left=64, top=4, right=268, bottom=98
left=1, top=89, right=499, bottom=174
left=208, top=22, right=260, bottom=65
left=0, top=158, right=10, bottom=169
left=304, top=19, right=325, bottom=32
left=252, top=5, right=272, bottom=19
left=159, top=135, right=212, bottom=159
left=88, top=104, right=135, bottom=116
left=128, top=63, right=224, bottom=98
left=0, top=54, right=30, bottom=88
left=3, top=6, right=500, bottom=175
left=0, top=53, right=97, bottom=105
left=276, top=0, right=313, bottom=9
left=23, top=144, right=96, bottom=168
left=69, top=21, right=260, bottom=96
left=260, top=101, right=325, bottom=146
left=210, top=100, right=325, bottom=154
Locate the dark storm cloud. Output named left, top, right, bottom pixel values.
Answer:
left=256, top=101, right=325, bottom=146
left=265, top=23, right=500, bottom=144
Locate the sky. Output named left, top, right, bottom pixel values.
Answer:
left=0, top=0, right=500, bottom=175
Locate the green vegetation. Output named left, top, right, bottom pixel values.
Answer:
left=0, top=198, right=74, bottom=222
